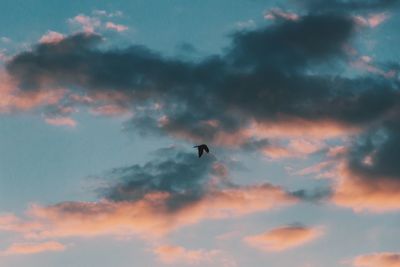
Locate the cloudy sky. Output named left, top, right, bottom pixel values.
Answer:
left=1, top=0, right=400, bottom=266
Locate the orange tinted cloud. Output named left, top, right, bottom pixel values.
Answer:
left=39, top=31, right=65, bottom=44
left=353, top=252, right=400, bottom=267
left=2, top=241, right=65, bottom=255
left=44, top=116, right=77, bottom=127
left=264, top=8, right=299, bottom=21
left=90, top=104, right=132, bottom=117
left=332, top=163, right=400, bottom=212
left=0, top=184, right=297, bottom=240
left=354, top=13, right=390, bottom=28
left=167, top=118, right=356, bottom=150
left=153, top=245, right=220, bottom=265
left=0, top=71, right=65, bottom=113
left=244, top=225, right=323, bottom=252
left=68, top=14, right=100, bottom=33
left=262, top=138, right=325, bottom=159
left=350, top=55, right=396, bottom=78
left=212, top=119, right=355, bottom=150
left=105, top=22, right=128, bottom=32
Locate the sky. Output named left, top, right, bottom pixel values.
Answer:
left=1, top=0, right=400, bottom=266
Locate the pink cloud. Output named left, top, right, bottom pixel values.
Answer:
left=354, top=13, right=390, bottom=28
left=327, top=145, right=348, bottom=158
left=167, top=118, right=356, bottom=149
left=153, top=245, right=220, bottom=265
left=68, top=14, right=101, bottom=33
left=295, top=160, right=336, bottom=178
left=0, top=49, right=8, bottom=62
left=262, top=145, right=292, bottom=159
left=369, top=13, right=390, bottom=27
left=350, top=56, right=396, bottom=78
left=143, top=99, right=359, bottom=150
left=331, top=163, right=400, bottom=212
left=39, top=31, right=65, bottom=44
left=0, top=71, right=65, bottom=113
left=44, top=116, right=77, bottom=128
left=90, top=105, right=132, bottom=117
left=264, top=8, right=299, bottom=21
left=244, top=225, right=323, bottom=252
left=0, top=213, right=43, bottom=233
left=2, top=241, right=65, bottom=255
left=0, top=184, right=296, bottom=240
left=244, top=119, right=357, bottom=141
left=261, top=138, right=325, bottom=159
left=106, top=22, right=128, bottom=32
left=352, top=252, right=400, bottom=267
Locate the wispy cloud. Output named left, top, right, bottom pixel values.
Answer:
left=105, top=22, right=128, bottom=32
left=264, top=8, right=299, bottom=21
left=44, top=116, right=77, bottom=128
left=244, top=225, right=324, bottom=252
left=2, top=241, right=65, bottom=255
left=153, top=245, right=221, bottom=265
left=352, top=252, right=400, bottom=267
left=68, top=14, right=101, bottom=33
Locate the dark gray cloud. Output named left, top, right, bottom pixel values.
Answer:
left=228, top=14, right=354, bottom=70
left=346, top=117, right=400, bottom=180
left=5, top=8, right=400, bottom=188
left=291, top=187, right=332, bottom=202
left=299, top=0, right=400, bottom=12
left=100, top=148, right=230, bottom=211
left=7, top=12, right=399, bottom=146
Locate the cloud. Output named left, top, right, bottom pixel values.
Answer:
left=327, top=119, right=400, bottom=212
left=2, top=241, right=65, bottom=255
left=244, top=224, right=323, bottom=252
left=105, top=22, right=128, bottom=32
left=331, top=163, right=400, bottom=212
left=290, top=187, right=332, bottom=202
left=353, top=12, right=390, bottom=28
left=0, top=71, right=65, bottom=113
left=299, top=0, right=400, bottom=12
left=92, top=10, right=123, bottom=18
left=44, top=116, right=77, bottom=127
left=0, top=149, right=297, bottom=240
left=68, top=14, right=101, bottom=33
left=1, top=37, right=11, bottom=43
left=264, top=8, right=299, bottom=21
left=7, top=13, right=383, bottom=147
left=89, top=104, right=132, bottom=116
left=153, top=245, right=221, bottom=265
left=352, top=252, right=400, bottom=267
left=3, top=9, right=400, bottom=172
left=39, top=31, right=65, bottom=44
left=350, top=55, right=396, bottom=78
left=0, top=184, right=296, bottom=240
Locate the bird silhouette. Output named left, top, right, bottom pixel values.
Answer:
left=194, top=144, right=209, bottom=158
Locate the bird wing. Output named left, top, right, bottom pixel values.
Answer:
left=204, top=145, right=209, bottom=153
left=198, top=148, right=203, bottom=157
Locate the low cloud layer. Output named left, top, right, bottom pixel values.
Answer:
left=0, top=149, right=297, bottom=243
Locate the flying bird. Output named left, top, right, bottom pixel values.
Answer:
left=194, top=144, right=209, bottom=158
